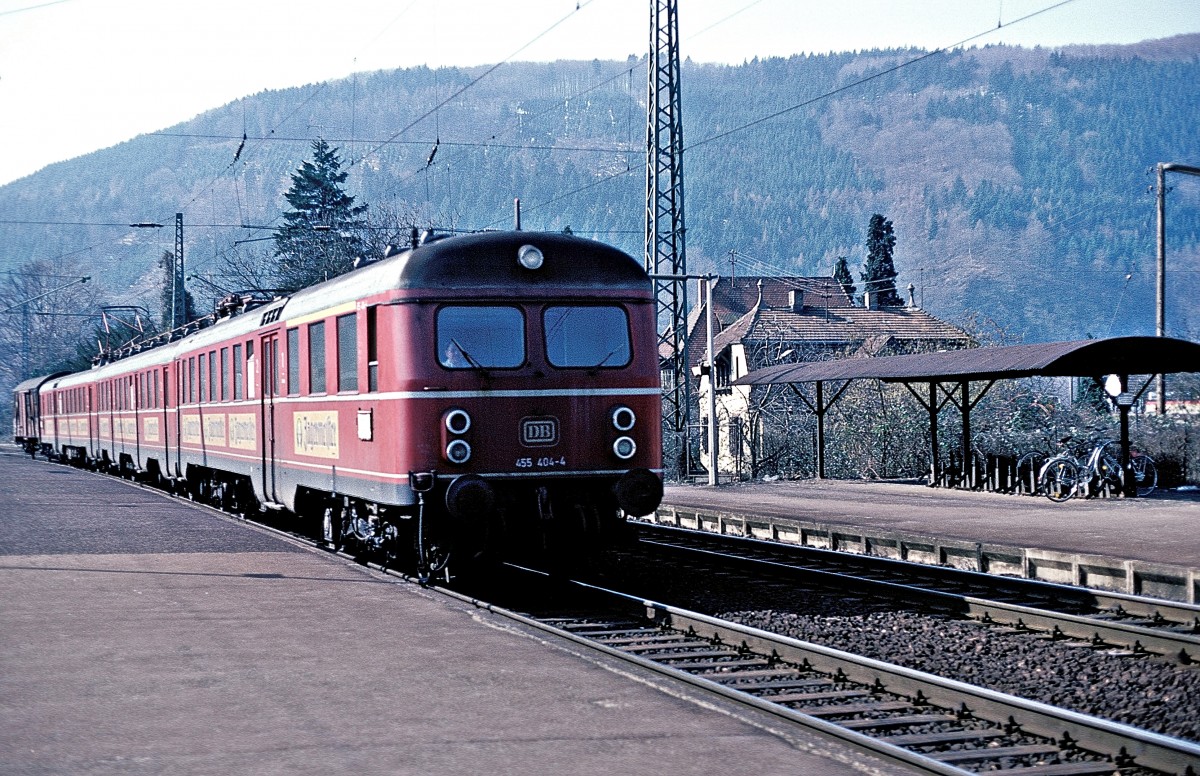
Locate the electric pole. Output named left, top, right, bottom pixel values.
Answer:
left=645, top=0, right=690, bottom=477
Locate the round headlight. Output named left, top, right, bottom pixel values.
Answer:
left=517, top=244, right=544, bottom=270
left=611, top=405, right=636, bottom=431
left=446, top=439, right=472, bottom=464
left=613, top=436, right=636, bottom=460
left=444, top=408, right=471, bottom=435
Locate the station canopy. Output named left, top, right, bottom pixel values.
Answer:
left=732, top=336, right=1200, bottom=491
left=735, top=336, right=1200, bottom=387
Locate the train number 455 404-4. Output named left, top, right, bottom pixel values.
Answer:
left=515, top=456, right=567, bottom=468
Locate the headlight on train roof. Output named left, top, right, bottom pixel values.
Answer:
left=613, top=436, right=636, bottom=460
left=517, top=244, right=544, bottom=270
left=446, top=439, right=472, bottom=465
left=611, top=405, right=636, bottom=431
left=444, top=408, right=471, bottom=435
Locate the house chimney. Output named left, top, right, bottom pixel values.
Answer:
left=907, top=283, right=916, bottom=308
left=863, top=290, right=875, bottom=310
left=788, top=289, right=804, bottom=313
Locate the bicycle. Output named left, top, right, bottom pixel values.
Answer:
left=1035, top=439, right=1155, bottom=502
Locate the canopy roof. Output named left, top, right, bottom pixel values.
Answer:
left=735, top=336, right=1200, bottom=386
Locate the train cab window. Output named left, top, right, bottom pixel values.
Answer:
left=336, top=312, right=357, bottom=392
left=286, top=328, right=300, bottom=395
left=233, top=344, right=244, bottom=400
left=436, top=306, right=524, bottom=369
left=366, top=306, right=378, bottom=392
left=543, top=305, right=631, bottom=368
left=308, top=321, right=327, bottom=394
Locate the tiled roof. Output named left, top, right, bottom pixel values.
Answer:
left=712, top=276, right=853, bottom=314
left=678, top=275, right=965, bottom=369
left=748, top=307, right=969, bottom=345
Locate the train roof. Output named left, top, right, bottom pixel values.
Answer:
left=13, top=372, right=69, bottom=393
left=44, top=232, right=648, bottom=389
left=278, top=230, right=650, bottom=319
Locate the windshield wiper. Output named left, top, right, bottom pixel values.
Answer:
left=449, top=339, right=490, bottom=375
left=587, top=347, right=623, bottom=371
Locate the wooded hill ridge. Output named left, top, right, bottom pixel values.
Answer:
left=2, top=33, right=1198, bottom=343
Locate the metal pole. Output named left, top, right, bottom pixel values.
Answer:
left=702, top=277, right=716, bottom=485
left=1156, top=163, right=1166, bottom=415
left=1154, top=162, right=1200, bottom=415
left=174, top=213, right=185, bottom=329
left=815, top=380, right=826, bottom=479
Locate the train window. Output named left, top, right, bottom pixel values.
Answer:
left=308, top=321, right=327, bottom=394
left=286, top=328, right=300, bottom=395
left=233, top=344, right=244, bottom=400
left=436, top=306, right=524, bottom=369
left=336, top=312, right=357, bottom=392
left=366, top=306, right=378, bottom=393
left=189, top=357, right=197, bottom=404
left=198, top=353, right=207, bottom=403
left=220, top=347, right=229, bottom=401
left=208, top=351, right=217, bottom=402
left=543, top=306, right=631, bottom=368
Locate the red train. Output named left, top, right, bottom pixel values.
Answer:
left=13, top=231, right=664, bottom=573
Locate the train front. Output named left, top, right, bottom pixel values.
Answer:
left=397, top=231, right=663, bottom=563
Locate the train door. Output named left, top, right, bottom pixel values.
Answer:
left=161, top=365, right=171, bottom=477
left=259, top=333, right=279, bottom=502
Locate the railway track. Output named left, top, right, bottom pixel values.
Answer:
left=634, top=523, right=1200, bottom=665
left=469, top=567, right=1200, bottom=776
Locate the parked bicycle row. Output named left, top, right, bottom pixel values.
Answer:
left=936, top=438, right=1157, bottom=502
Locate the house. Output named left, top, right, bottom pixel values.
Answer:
left=689, top=276, right=970, bottom=476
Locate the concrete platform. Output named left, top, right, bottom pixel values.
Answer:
left=0, top=448, right=901, bottom=776
left=656, top=479, right=1200, bottom=603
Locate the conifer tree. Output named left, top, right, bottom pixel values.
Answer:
left=273, top=139, right=367, bottom=290
left=833, top=256, right=857, bottom=303
left=860, top=213, right=902, bottom=307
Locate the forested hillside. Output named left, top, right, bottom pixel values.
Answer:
left=2, top=35, right=1198, bottom=351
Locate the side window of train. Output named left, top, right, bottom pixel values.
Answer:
left=286, top=328, right=300, bottom=395
left=189, top=357, right=197, bottom=404
left=367, top=305, right=378, bottom=392
left=198, top=353, right=207, bottom=403
left=233, top=344, right=244, bottom=400
left=543, top=305, right=632, bottom=368
left=308, top=321, right=327, bottom=394
left=436, top=306, right=524, bottom=369
left=220, top=347, right=229, bottom=402
left=208, top=350, right=217, bottom=403
left=336, top=312, right=357, bottom=393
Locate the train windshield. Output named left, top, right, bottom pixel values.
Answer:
left=543, top=305, right=631, bottom=368
left=437, top=306, right=525, bottom=369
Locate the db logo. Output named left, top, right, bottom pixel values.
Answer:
left=520, top=416, right=559, bottom=447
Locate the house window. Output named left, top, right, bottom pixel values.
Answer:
left=714, top=356, right=732, bottom=392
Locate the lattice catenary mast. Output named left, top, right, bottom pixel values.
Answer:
left=645, top=0, right=690, bottom=474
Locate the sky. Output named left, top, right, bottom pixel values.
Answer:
left=0, top=0, right=1197, bottom=187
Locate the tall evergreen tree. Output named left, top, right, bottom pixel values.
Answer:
left=158, top=249, right=198, bottom=329
left=833, top=256, right=857, bottom=303
left=273, top=139, right=367, bottom=291
left=860, top=213, right=902, bottom=307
